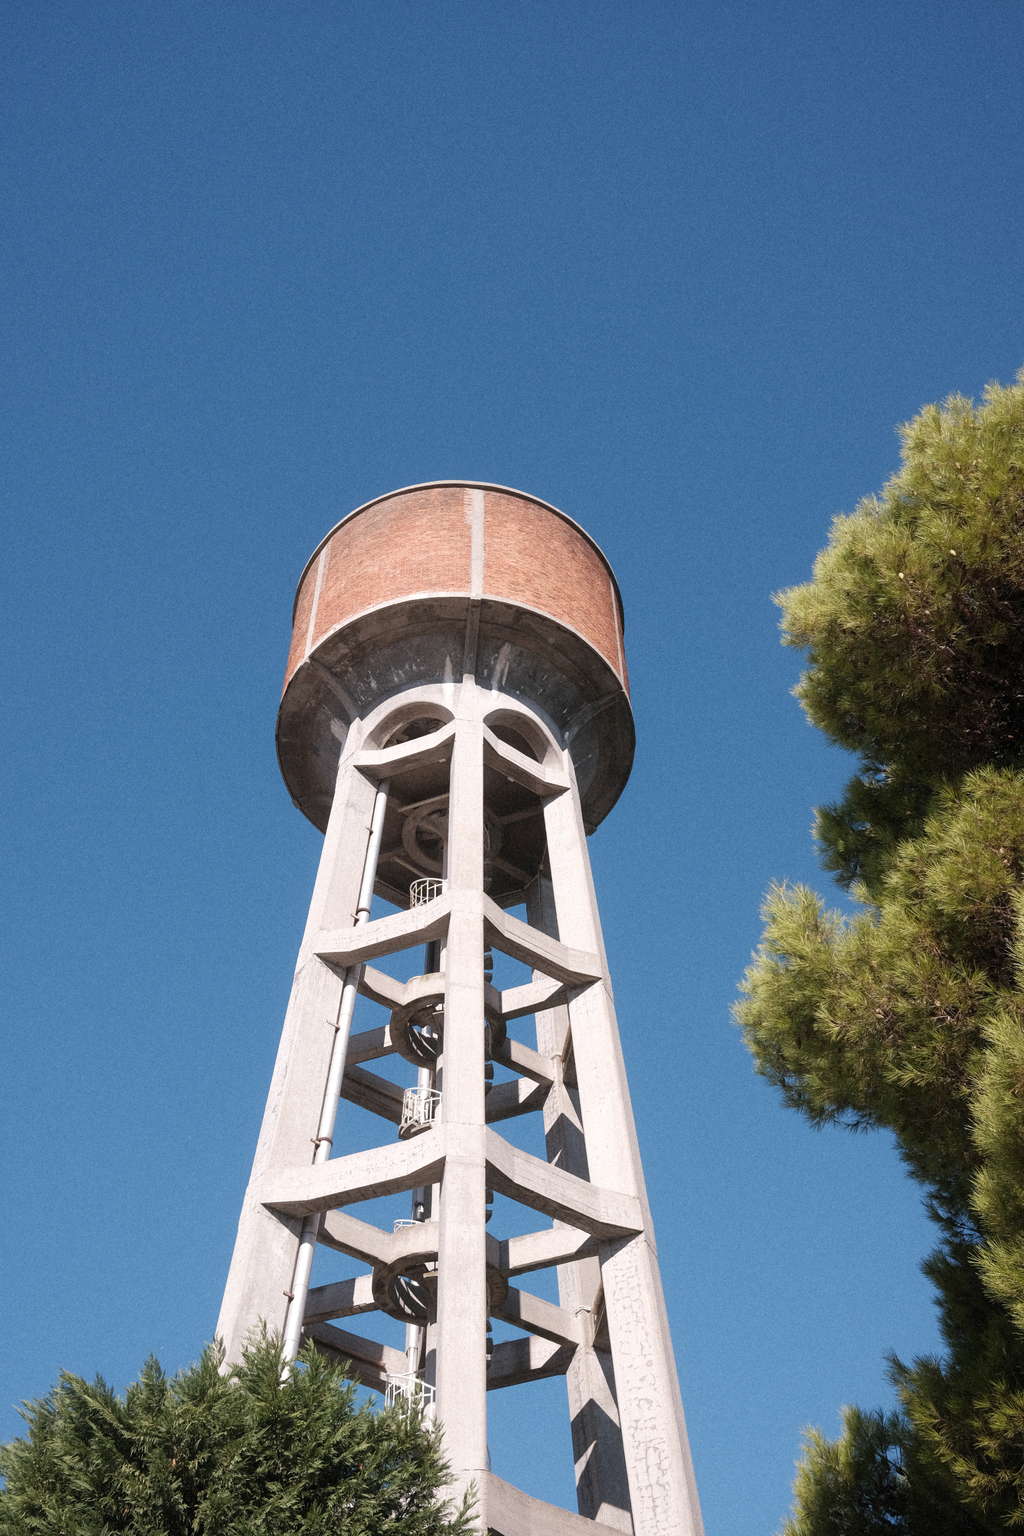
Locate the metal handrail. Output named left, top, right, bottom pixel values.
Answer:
left=399, top=1086, right=442, bottom=1138
left=384, top=1373, right=436, bottom=1415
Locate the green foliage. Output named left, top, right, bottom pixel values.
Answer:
left=0, top=1333, right=475, bottom=1536
left=741, top=769, right=1024, bottom=1209
left=737, top=372, right=1024, bottom=1532
left=778, top=374, right=1024, bottom=780
left=774, top=371, right=1024, bottom=898
left=781, top=1406, right=986, bottom=1536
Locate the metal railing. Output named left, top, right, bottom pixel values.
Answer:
left=399, top=1086, right=442, bottom=1138
left=409, top=877, right=445, bottom=907
left=384, top=1373, right=436, bottom=1415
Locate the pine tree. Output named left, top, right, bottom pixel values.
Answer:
left=0, top=1333, right=475, bottom=1535
left=736, top=371, right=1024, bottom=1532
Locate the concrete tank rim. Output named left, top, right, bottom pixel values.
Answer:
left=291, top=480, right=626, bottom=635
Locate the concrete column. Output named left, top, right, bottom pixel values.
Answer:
left=542, top=767, right=704, bottom=1536
left=434, top=687, right=489, bottom=1500
left=216, top=731, right=377, bottom=1364
left=528, top=878, right=633, bottom=1533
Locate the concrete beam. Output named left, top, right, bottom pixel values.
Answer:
left=317, top=1209, right=394, bottom=1266
left=487, top=1335, right=575, bottom=1392
left=482, top=726, right=570, bottom=799
left=500, top=1226, right=602, bottom=1277
left=494, top=1286, right=581, bottom=1348
left=304, top=1273, right=378, bottom=1324
left=485, top=1130, right=643, bottom=1239
left=358, top=966, right=446, bottom=1019
left=345, top=1024, right=394, bottom=1064
left=315, top=898, right=451, bottom=969
left=500, top=975, right=569, bottom=1020
left=341, top=1064, right=405, bottom=1124
left=393, top=1216, right=440, bottom=1258
left=493, top=1036, right=556, bottom=1085
left=483, top=898, right=601, bottom=987
left=261, top=1133, right=447, bottom=1216
left=485, top=1077, right=550, bottom=1123
left=304, top=1321, right=407, bottom=1385
left=353, top=722, right=456, bottom=780
left=482, top=1472, right=626, bottom=1536
left=358, top=966, right=406, bottom=1009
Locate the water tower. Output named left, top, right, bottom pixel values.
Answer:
left=216, top=483, right=703, bottom=1536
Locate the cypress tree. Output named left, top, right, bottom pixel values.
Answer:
left=0, top=1333, right=474, bottom=1535
left=736, top=371, right=1024, bottom=1532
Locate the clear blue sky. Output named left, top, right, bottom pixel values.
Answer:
left=2, top=4, right=1023, bottom=1531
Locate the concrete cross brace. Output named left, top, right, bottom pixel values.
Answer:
left=495, top=1286, right=582, bottom=1348
left=316, top=1208, right=396, bottom=1266
left=340, top=1065, right=405, bottom=1123
left=485, top=1076, right=550, bottom=1122
left=499, top=1226, right=602, bottom=1277
left=359, top=962, right=569, bottom=1029
left=261, top=1125, right=642, bottom=1241
left=493, top=1037, right=555, bottom=1084
left=500, top=975, right=571, bottom=1019
left=483, top=899, right=601, bottom=987
left=483, top=1471, right=627, bottom=1536
left=358, top=967, right=407, bottom=1008
left=484, top=1130, right=644, bottom=1239
left=261, top=1136, right=447, bottom=1215
left=345, top=1024, right=395, bottom=1064
left=305, top=1321, right=407, bottom=1388
left=487, top=1336, right=576, bottom=1391
left=352, top=722, right=456, bottom=781
left=314, top=1209, right=604, bottom=1289
left=315, top=898, right=451, bottom=969
left=304, top=1273, right=378, bottom=1323
left=481, top=726, right=570, bottom=798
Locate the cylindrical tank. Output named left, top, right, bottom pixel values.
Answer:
left=276, top=481, right=634, bottom=834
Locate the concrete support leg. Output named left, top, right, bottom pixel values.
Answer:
left=434, top=700, right=489, bottom=1506
left=215, top=953, right=342, bottom=1362
left=216, top=736, right=377, bottom=1364
left=542, top=777, right=704, bottom=1536
left=528, top=878, right=633, bottom=1533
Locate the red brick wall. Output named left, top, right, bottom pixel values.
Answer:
left=284, top=485, right=626, bottom=693
left=310, top=485, right=472, bottom=652
left=481, top=490, right=626, bottom=691
left=284, top=560, right=317, bottom=686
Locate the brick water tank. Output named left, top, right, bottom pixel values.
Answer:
left=276, top=482, right=634, bottom=835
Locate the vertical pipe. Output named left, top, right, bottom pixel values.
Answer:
left=281, top=776, right=391, bottom=1367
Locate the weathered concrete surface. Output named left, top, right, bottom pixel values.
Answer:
left=433, top=706, right=489, bottom=1502
left=304, top=1273, right=377, bottom=1323
left=482, top=1471, right=626, bottom=1535
left=305, top=1321, right=406, bottom=1390
left=260, top=1134, right=447, bottom=1216
left=500, top=1226, right=602, bottom=1277
left=215, top=733, right=376, bottom=1363
left=543, top=775, right=704, bottom=1535
left=494, top=1286, right=581, bottom=1348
